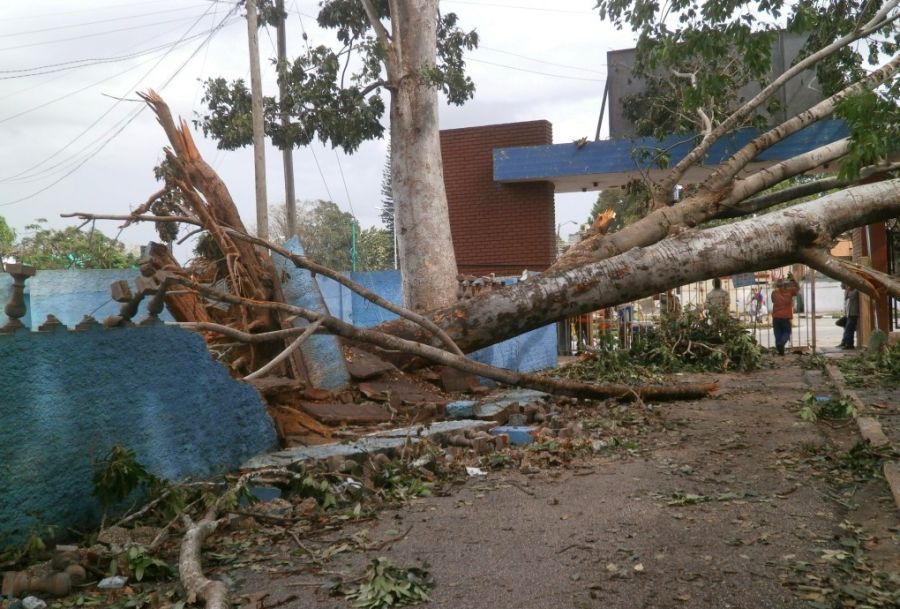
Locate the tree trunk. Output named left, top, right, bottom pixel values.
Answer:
left=375, top=179, right=900, bottom=361
left=389, top=0, right=459, bottom=311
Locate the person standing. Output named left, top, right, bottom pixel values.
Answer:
left=839, top=284, right=860, bottom=349
left=705, top=278, right=730, bottom=314
left=771, top=276, right=800, bottom=355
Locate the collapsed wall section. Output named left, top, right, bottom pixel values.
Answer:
left=0, top=322, right=277, bottom=544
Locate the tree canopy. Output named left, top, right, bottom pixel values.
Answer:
left=270, top=199, right=393, bottom=272
left=13, top=220, right=138, bottom=270
left=597, top=0, right=899, bottom=186
left=195, top=0, right=477, bottom=154
left=0, top=215, right=15, bottom=257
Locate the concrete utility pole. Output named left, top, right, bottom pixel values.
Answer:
left=246, top=0, right=268, bottom=239
left=276, top=0, right=296, bottom=238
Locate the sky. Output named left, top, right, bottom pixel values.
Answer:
left=0, top=0, right=638, bottom=260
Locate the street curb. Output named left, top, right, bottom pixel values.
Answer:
left=824, top=363, right=900, bottom=513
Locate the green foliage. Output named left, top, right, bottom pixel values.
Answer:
left=92, top=445, right=156, bottom=509
left=370, top=462, right=433, bottom=503
left=269, top=200, right=394, bottom=271
left=149, top=159, right=189, bottom=244
left=834, top=441, right=897, bottom=482
left=835, top=89, right=900, bottom=180
left=196, top=2, right=477, bottom=154
left=340, top=558, right=433, bottom=608
left=835, top=343, right=900, bottom=387
left=788, top=0, right=899, bottom=96
left=108, top=546, right=172, bottom=582
left=357, top=227, right=394, bottom=271
left=795, top=392, right=856, bottom=422
left=13, top=219, right=138, bottom=270
left=633, top=307, right=763, bottom=372
left=595, top=0, right=898, bottom=138
left=0, top=214, right=15, bottom=256
left=561, top=308, right=762, bottom=383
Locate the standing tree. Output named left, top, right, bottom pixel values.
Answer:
left=196, top=0, right=477, bottom=311
left=269, top=199, right=395, bottom=271
left=0, top=215, right=15, bottom=258
left=14, top=220, right=138, bottom=270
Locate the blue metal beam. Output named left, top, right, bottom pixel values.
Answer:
left=493, top=120, right=849, bottom=191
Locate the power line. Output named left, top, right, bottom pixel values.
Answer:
left=0, top=0, right=214, bottom=22
left=466, top=57, right=606, bottom=82
left=0, top=6, right=239, bottom=206
left=0, top=14, right=221, bottom=53
left=309, top=145, right=334, bottom=203
left=0, top=5, right=217, bottom=39
left=1, top=5, right=230, bottom=184
left=0, top=28, right=231, bottom=78
left=443, top=0, right=595, bottom=15
left=334, top=150, right=356, bottom=218
left=478, top=45, right=606, bottom=74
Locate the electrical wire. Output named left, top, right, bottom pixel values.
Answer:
left=478, top=45, right=606, bottom=74
left=0, top=5, right=218, bottom=39
left=0, top=0, right=213, bottom=22
left=0, top=14, right=221, bottom=53
left=442, top=0, right=594, bottom=15
left=0, top=5, right=239, bottom=207
left=334, top=150, right=356, bottom=218
left=0, top=28, right=226, bottom=77
left=466, top=56, right=606, bottom=82
left=0, top=5, right=231, bottom=184
left=309, top=144, right=334, bottom=203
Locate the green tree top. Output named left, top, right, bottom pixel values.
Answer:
left=195, top=1, right=478, bottom=154
left=13, top=220, right=138, bottom=270
left=0, top=215, right=15, bottom=257
left=596, top=0, right=899, bottom=178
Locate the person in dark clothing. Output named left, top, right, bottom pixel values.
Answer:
left=839, top=284, right=860, bottom=349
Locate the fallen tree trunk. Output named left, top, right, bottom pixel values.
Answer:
left=373, top=179, right=900, bottom=363
left=174, top=298, right=718, bottom=401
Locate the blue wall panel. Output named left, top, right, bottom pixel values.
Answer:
left=0, top=324, right=276, bottom=545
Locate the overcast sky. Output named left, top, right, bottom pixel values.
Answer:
left=0, top=0, right=638, bottom=259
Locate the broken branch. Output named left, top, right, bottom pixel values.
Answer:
left=62, top=211, right=465, bottom=357
left=170, top=276, right=717, bottom=402
left=244, top=318, right=324, bottom=380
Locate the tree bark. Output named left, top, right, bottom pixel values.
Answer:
left=180, top=513, right=228, bottom=609
left=375, top=179, right=900, bottom=360
left=387, top=0, right=460, bottom=311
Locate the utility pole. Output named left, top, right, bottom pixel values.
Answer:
left=246, top=0, right=268, bottom=239
left=276, top=0, right=296, bottom=239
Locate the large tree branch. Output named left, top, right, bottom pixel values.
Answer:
left=378, top=179, right=900, bottom=360
left=800, top=248, right=900, bottom=299
left=169, top=276, right=715, bottom=401
left=704, top=53, right=900, bottom=192
left=180, top=512, right=227, bottom=609
left=713, top=138, right=851, bottom=213
left=797, top=248, right=881, bottom=298
left=360, top=0, right=390, bottom=43
left=716, top=163, right=900, bottom=219
left=62, top=211, right=464, bottom=357
left=656, top=8, right=900, bottom=194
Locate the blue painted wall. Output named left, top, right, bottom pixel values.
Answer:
left=315, top=270, right=557, bottom=375
left=272, top=238, right=350, bottom=390
left=1, top=269, right=174, bottom=330
left=0, top=323, right=277, bottom=545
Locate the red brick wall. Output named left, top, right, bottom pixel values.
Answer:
left=440, top=121, right=555, bottom=276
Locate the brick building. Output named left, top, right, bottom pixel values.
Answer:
left=440, top=121, right=556, bottom=276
